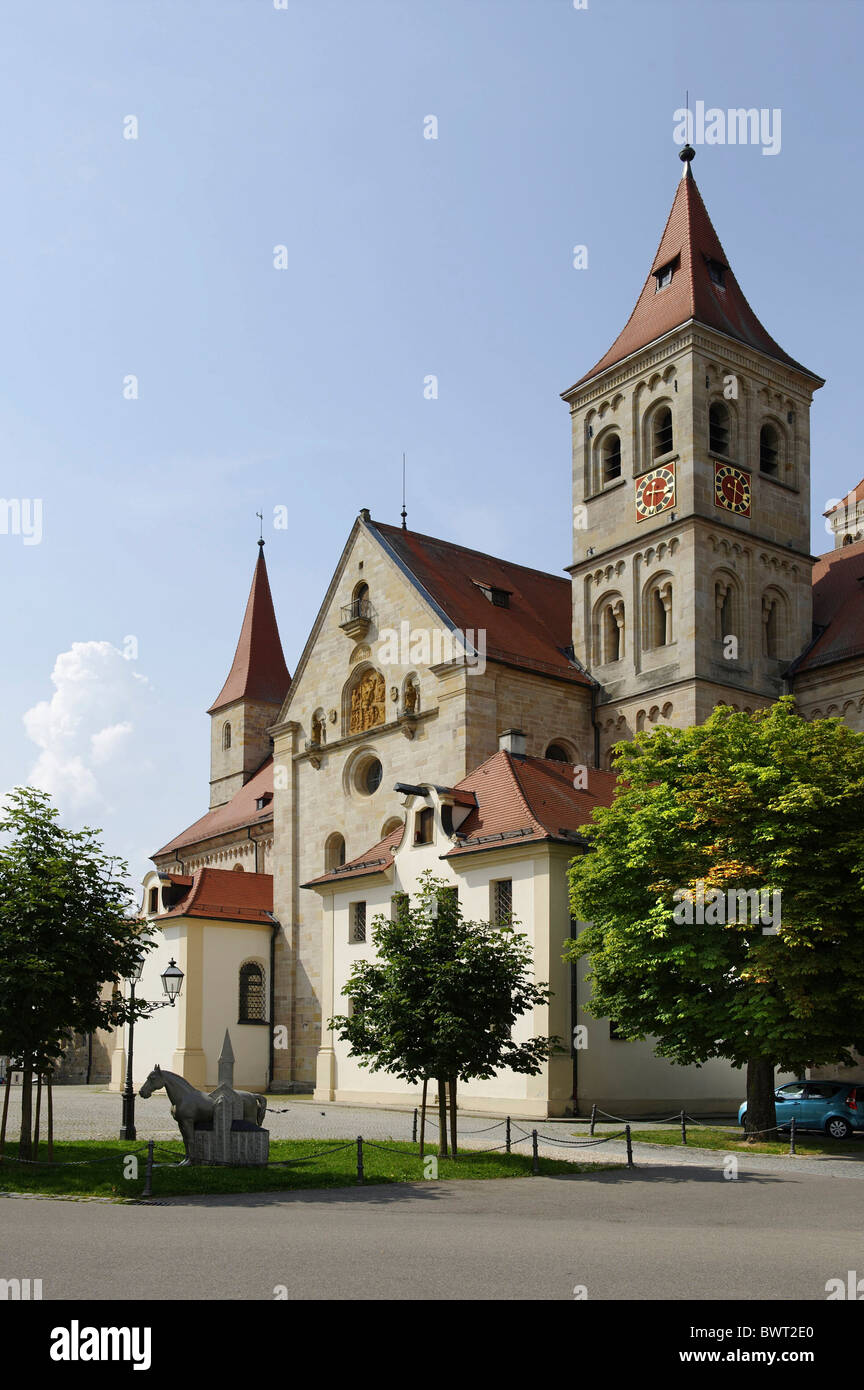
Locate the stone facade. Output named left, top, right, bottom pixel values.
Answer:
left=270, top=515, right=594, bottom=1088
left=564, top=328, right=820, bottom=763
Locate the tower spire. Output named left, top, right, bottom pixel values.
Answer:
left=207, top=543, right=291, bottom=714
left=566, top=159, right=819, bottom=391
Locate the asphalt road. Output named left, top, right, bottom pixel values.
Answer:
left=2, top=1166, right=858, bottom=1301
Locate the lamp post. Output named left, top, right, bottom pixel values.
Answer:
left=119, top=957, right=184, bottom=1141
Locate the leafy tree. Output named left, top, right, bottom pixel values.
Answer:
left=0, top=787, right=151, bottom=1157
left=565, top=700, right=864, bottom=1137
left=329, top=872, right=556, bottom=1155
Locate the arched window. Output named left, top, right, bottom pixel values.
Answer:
left=325, top=832, right=346, bottom=871
left=232, top=863, right=245, bottom=872
left=222, top=722, right=232, bottom=751
left=602, top=433, right=622, bottom=483
left=239, top=962, right=266, bottom=1022
left=760, top=424, right=779, bottom=476
left=762, top=589, right=789, bottom=659
left=381, top=816, right=403, bottom=839
left=545, top=744, right=570, bottom=762
left=602, top=601, right=624, bottom=663
left=653, top=406, right=673, bottom=459
left=714, top=578, right=738, bottom=645
left=644, top=580, right=673, bottom=648
left=709, top=402, right=730, bottom=456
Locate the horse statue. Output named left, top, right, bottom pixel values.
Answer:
left=139, top=1065, right=267, bottom=1164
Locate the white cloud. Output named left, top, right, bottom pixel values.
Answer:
left=23, top=642, right=152, bottom=815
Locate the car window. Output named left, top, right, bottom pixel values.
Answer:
left=803, top=1083, right=840, bottom=1099
left=776, top=1084, right=806, bottom=1099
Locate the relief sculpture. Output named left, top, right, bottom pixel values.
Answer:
left=349, top=670, right=385, bottom=733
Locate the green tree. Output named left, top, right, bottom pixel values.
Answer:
left=565, top=700, right=864, bottom=1137
left=0, top=787, right=151, bottom=1157
left=329, top=873, right=556, bottom=1155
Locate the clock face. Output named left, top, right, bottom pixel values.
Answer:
left=635, top=464, right=676, bottom=521
left=714, top=463, right=751, bottom=516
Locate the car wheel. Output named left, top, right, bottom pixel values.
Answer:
left=826, top=1117, right=852, bottom=1141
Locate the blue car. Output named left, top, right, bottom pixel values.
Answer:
left=739, top=1081, right=864, bottom=1140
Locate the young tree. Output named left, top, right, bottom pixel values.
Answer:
left=565, top=700, right=864, bottom=1136
left=0, top=787, right=151, bottom=1157
left=329, top=873, right=557, bottom=1155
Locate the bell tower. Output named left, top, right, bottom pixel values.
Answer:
left=562, top=148, right=824, bottom=764
left=208, top=540, right=291, bottom=808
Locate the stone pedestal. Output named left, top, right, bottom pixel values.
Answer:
left=190, top=1028, right=269, bottom=1166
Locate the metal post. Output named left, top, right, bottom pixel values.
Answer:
left=680, top=1109, right=687, bottom=1145
left=142, top=1139, right=154, bottom=1198
left=590, top=1103, right=597, bottom=1136
left=625, top=1124, right=634, bottom=1169
left=356, top=1135, right=364, bottom=1184
left=506, top=1116, right=511, bottom=1154
left=790, top=1117, right=796, bottom=1155
left=120, top=981, right=137, bottom=1141
left=412, top=1108, right=418, bottom=1144
left=531, top=1129, right=539, bottom=1175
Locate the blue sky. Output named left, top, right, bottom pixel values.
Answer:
left=0, top=0, right=860, bottom=882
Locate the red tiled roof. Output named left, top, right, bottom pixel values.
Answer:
left=303, top=825, right=404, bottom=888
left=824, top=477, right=864, bottom=517
left=793, top=539, right=864, bottom=673
left=158, top=867, right=273, bottom=924
left=567, top=166, right=820, bottom=391
left=208, top=544, right=291, bottom=714
left=444, top=751, right=617, bottom=856
left=372, top=523, right=590, bottom=686
left=153, top=759, right=274, bottom=857
left=305, top=754, right=616, bottom=887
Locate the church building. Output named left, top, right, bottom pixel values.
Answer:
left=115, top=152, right=864, bottom=1115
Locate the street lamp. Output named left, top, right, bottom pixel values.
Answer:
left=119, top=957, right=184, bottom=1141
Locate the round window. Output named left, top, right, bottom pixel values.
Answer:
left=363, top=758, right=383, bottom=794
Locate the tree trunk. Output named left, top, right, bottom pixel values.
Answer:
left=448, top=1075, right=458, bottom=1158
left=437, top=1078, right=448, bottom=1158
left=47, top=1073, right=54, bottom=1163
left=19, top=1065, right=33, bottom=1161
left=745, top=1058, right=776, bottom=1138
left=0, top=1070, right=11, bottom=1157
left=33, top=1073, right=42, bottom=1159
left=419, top=1078, right=428, bottom=1158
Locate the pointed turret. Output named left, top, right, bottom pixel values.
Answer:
left=570, top=152, right=820, bottom=391
left=208, top=541, right=290, bottom=714
left=208, top=543, right=291, bottom=809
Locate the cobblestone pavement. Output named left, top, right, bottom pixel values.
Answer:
left=5, top=1084, right=864, bottom=1182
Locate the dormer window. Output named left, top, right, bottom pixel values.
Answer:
left=414, top=806, right=434, bottom=844
left=654, top=260, right=676, bottom=291
left=256, top=793, right=272, bottom=811
left=706, top=257, right=726, bottom=288
left=475, top=582, right=511, bottom=608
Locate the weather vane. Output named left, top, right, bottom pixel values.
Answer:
left=256, top=510, right=264, bottom=546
